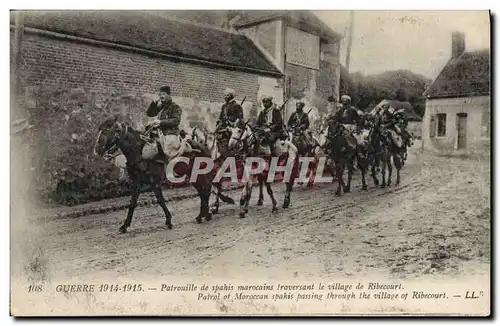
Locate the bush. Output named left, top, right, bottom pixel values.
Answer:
left=25, top=86, right=152, bottom=206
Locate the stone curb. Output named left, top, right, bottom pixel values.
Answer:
left=46, top=185, right=245, bottom=220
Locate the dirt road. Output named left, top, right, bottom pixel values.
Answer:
left=17, top=147, right=489, bottom=283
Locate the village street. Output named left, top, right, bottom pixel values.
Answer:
left=14, top=146, right=490, bottom=284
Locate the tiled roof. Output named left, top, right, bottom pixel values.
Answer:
left=12, top=10, right=282, bottom=76
left=423, top=50, right=490, bottom=99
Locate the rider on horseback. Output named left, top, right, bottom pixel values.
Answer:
left=145, top=85, right=192, bottom=162
left=287, top=101, right=314, bottom=150
left=327, top=95, right=362, bottom=149
left=215, top=88, right=244, bottom=157
left=393, top=109, right=413, bottom=148
left=254, top=95, right=286, bottom=157
left=376, top=103, right=406, bottom=150
left=217, top=88, right=244, bottom=128
left=379, top=103, right=412, bottom=159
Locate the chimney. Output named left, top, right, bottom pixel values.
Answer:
left=451, top=32, right=466, bottom=58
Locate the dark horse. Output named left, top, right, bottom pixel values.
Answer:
left=319, top=122, right=358, bottom=196
left=93, top=116, right=230, bottom=233
left=367, top=118, right=403, bottom=187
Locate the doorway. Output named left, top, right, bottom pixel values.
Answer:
left=456, top=113, right=467, bottom=149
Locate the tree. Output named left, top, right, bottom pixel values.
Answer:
left=340, top=67, right=431, bottom=117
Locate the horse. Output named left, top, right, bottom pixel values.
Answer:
left=93, top=116, right=229, bottom=233
left=286, top=126, right=321, bottom=188
left=227, top=123, right=298, bottom=217
left=318, top=122, right=357, bottom=196
left=351, top=126, right=372, bottom=191
left=367, top=119, right=403, bottom=187
left=200, top=122, right=244, bottom=215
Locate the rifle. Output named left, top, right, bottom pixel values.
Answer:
left=278, top=98, right=290, bottom=111
left=240, top=96, right=247, bottom=106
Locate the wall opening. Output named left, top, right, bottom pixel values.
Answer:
left=437, top=113, right=447, bottom=137
left=456, top=112, right=467, bottom=149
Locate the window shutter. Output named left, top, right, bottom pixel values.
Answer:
left=430, top=115, right=436, bottom=137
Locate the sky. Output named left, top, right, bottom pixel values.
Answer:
left=313, top=10, right=490, bottom=79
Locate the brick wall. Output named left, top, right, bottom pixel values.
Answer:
left=17, top=33, right=262, bottom=106
left=13, top=31, right=281, bottom=205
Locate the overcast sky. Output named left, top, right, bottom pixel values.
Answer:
left=313, top=10, right=490, bottom=79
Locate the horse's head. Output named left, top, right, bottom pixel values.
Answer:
left=93, top=116, right=126, bottom=159
left=227, top=120, right=251, bottom=151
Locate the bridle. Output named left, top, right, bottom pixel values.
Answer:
left=94, top=121, right=129, bottom=161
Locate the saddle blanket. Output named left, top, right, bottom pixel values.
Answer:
left=142, top=131, right=193, bottom=160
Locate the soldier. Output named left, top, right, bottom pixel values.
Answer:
left=215, top=88, right=244, bottom=157
left=338, top=95, right=362, bottom=126
left=287, top=101, right=312, bottom=149
left=254, top=96, right=286, bottom=156
left=326, top=95, right=361, bottom=149
left=146, top=85, right=189, bottom=161
left=217, top=88, right=244, bottom=128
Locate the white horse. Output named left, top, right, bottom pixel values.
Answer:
left=227, top=123, right=298, bottom=218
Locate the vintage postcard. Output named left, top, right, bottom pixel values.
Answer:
left=10, top=9, right=490, bottom=316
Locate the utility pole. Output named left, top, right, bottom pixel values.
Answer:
left=345, top=10, right=354, bottom=73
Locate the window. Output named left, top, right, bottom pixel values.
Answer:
left=437, top=113, right=446, bottom=137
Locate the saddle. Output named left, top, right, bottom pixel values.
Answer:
left=141, top=129, right=197, bottom=162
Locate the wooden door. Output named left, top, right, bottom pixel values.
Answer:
left=457, top=113, right=467, bottom=149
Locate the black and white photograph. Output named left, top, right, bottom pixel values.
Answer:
left=9, top=8, right=491, bottom=316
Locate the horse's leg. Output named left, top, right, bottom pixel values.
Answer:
left=381, top=152, right=387, bottom=188
left=192, top=180, right=212, bottom=224
left=329, top=156, right=337, bottom=185
left=193, top=184, right=204, bottom=224
left=335, top=159, right=343, bottom=196
left=344, top=155, right=354, bottom=193
left=239, top=180, right=252, bottom=218
left=371, top=153, right=380, bottom=186
left=119, top=184, right=140, bottom=233
left=387, top=151, right=393, bottom=187
left=152, top=183, right=173, bottom=229
left=283, top=180, right=293, bottom=209
left=256, top=179, right=264, bottom=206
left=210, top=182, right=221, bottom=214
left=202, top=183, right=212, bottom=221
left=359, top=155, right=368, bottom=191
left=265, top=181, right=278, bottom=213
left=394, top=153, right=402, bottom=186
left=307, top=157, right=316, bottom=188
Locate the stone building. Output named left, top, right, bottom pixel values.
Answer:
left=422, top=32, right=490, bottom=155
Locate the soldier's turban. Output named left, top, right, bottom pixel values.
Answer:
left=341, top=95, right=351, bottom=102
left=159, top=86, right=171, bottom=94
left=262, top=95, right=273, bottom=102
left=224, top=88, right=236, bottom=97
left=296, top=101, right=305, bottom=108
